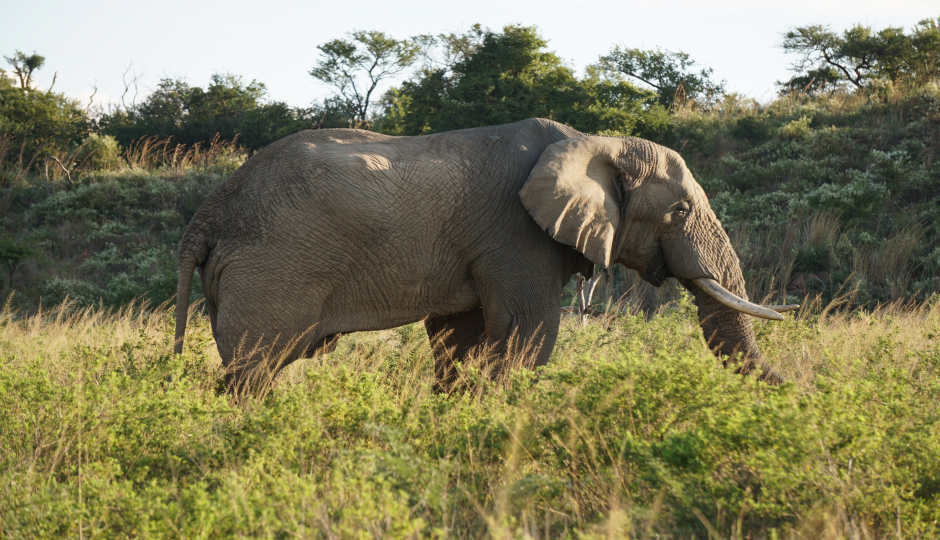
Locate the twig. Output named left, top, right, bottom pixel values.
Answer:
left=44, top=156, right=73, bottom=186
left=575, top=270, right=604, bottom=325
left=120, top=61, right=142, bottom=111
left=85, top=83, right=97, bottom=114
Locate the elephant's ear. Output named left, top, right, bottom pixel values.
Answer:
left=520, top=137, right=637, bottom=267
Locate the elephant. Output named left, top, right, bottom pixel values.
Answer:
left=174, top=118, right=796, bottom=391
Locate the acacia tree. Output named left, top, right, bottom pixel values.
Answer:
left=309, top=31, right=419, bottom=128
left=781, top=18, right=940, bottom=92
left=782, top=24, right=880, bottom=90
left=599, top=47, right=725, bottom=108
left=3, top=50, right=46, bottom=90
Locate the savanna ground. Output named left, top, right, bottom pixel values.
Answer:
left=1, top=291, right=938, bottom=539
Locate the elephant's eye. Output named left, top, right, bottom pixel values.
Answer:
left=675, top=202, right=690, bottom=218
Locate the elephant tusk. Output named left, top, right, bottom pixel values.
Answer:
left=761, top=303, right=800, bottom=313
left=692, top=278, right=785, bottom=321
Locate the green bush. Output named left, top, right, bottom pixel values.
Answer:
left=0, top=161, right=239, bottom=310
left=98, top=74, right=327, bottom=152
left=0, top=77, right=88, bottom=171
left=75, top=133, right=123, bottom=171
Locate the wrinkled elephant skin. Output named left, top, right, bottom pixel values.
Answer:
left=175, top=119, right=785, bottom=391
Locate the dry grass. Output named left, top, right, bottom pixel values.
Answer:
left=758, top=292, right=940, bottom=389
left=125, top=134, right=243, bottom=172
left=0, top=295, right=223, bottom=386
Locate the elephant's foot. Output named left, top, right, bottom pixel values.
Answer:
left=425, top=308, right=487, bottom=392
left=729, top=356, right=785, bottom=386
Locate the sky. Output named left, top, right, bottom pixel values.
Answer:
left=2, top=0, right=936, bottom=111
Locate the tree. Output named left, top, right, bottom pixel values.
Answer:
left=309, top=31, right=420, bottom=128
left=376, top=25, right=665, bottom=138
left=411, top=25, right=485, bottom=75
left=0, top=238, right=33, bottom=293
left=4, top=50, right=45, bottom=90
left=781, top=18, right=940, bottom=92
left=908, top=17, right=940, bottom=83
left=99, top=74, right=325, bottom=152
left=782, top=24, right=879, bottom=90
left=0, top=70, right=88, bottom=170
left=599, top=47, right=725, bottom=108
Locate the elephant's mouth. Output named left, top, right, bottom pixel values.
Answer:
left=640, top=247, right=669, bottom=287
left=642, top=265, right=668, bottom=287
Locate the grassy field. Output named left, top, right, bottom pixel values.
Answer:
left=1, top=294, right=938, bottom=539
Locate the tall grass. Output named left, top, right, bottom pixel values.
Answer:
left=124, top=135, right=243, bottom=173
left=2, top=295, right=938, bottom=538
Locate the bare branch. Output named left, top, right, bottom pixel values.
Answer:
left=86, top=82, right=98, bottom=114
left=120, top=61, right=143, bottom=111
left=44, top=156, right=73, bottom=186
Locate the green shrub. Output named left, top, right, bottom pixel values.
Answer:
left=75, top=133, right=123, bottom=171
left=0, top=77, right=88, bottom=171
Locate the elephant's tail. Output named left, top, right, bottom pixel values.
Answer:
left=175, top=222, right=210, bottom=355
left=174, top=252, right=198, bottom=355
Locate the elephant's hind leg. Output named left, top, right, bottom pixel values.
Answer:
left=213, top=280, right=327, bottom=395
left=424, top=308, right=487, bottom=392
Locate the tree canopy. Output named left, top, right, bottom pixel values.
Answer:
left=3, top=50, right=47, bottom=90
left=375, top=25, right=668, bottom=137
left=598, top=47, right=726, bottom=108
left=98, top=74, right=331, bottom=151
left=781, top=17, right=940, bottom=92
left=309, top=31, right=420, bottom=128
left=0, top=70, right=87, bottom=170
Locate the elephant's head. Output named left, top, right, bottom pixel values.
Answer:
left=520, top=136, right=794, bottom=382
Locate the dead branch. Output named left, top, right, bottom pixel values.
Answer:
left=44, top=156, right=73, bottom=186
left=120, top=62, right=142, bottom=111
left=86, top=82, right=98, bottom=113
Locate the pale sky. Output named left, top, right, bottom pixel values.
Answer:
left=2, top=0, right=936, bottom=111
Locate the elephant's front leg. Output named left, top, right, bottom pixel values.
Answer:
left=424, top=307, right=487, bottom=392
left=478, top=289, right=562, bottom=377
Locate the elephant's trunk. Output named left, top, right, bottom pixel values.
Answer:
left=678, top=236, right=784, bottom=385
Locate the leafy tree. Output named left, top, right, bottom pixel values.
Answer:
left=440, top=25, right=579, bottom=128
left=378, top=25, right=664, bottom=137
left=309, top=31, right=420, bottom=128
left=412, top=26, right=485, bottom=75
left=599, top=47, right=725, bottom=108
left=3, top=50, right=46, bottom=90
left=0, top=70, right=88, bottom=171
left=908, top=17, right=940, bottom=82
left=0, top=237, right=33, bottom=292
left=99, top=74, right=325, bottom=152
left=781, top=18, right=940, bottom=92
left=565, top=67, right=669, bottom=137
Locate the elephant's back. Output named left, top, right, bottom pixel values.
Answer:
left=197, top=119, right=579, bottom=252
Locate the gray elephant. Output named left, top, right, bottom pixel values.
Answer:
left=174, top=118, right=795, bottom=391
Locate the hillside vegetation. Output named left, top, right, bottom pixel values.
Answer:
left=2, top=81, right=939, bottom=312
left=3, top=20, right=939, bottom=310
